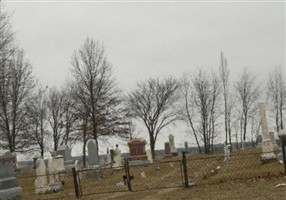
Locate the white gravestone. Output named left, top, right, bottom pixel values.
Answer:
left=259, top=103, right=276, bottom=162
left=35, top=158, right=49, bottom=194
left=113, top=145, right=122, bottom=168
left=146, top=149, right=153, bottom=163
left=47, top=158, right=56, bottom=185
left=169, top=134, right=177, bottom=153
left=55, top=155, right=65, bottom=184
left=224, top=142, right=231, bottom=162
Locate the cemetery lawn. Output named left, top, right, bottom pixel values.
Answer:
left=90, top=177, right=286, bottom=200
left=18, top=148, right=286, bottom=199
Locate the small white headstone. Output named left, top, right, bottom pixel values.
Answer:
left=146, top=149, right=153, bottom=163
left=169, top=134, right=177, bottom=153
left=113, top=145, right=122, bottom=168
left=224, top=142, right=231, bottom=162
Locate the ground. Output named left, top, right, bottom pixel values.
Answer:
left=17, top=148, right=286, bottom=199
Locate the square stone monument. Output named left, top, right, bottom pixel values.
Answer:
left=0, top=153, right=22, bottom=199
left=128, top=139, right=148, bottom=161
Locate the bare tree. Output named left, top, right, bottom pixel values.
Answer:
left=0, top=10, right=16, bottom=65
left=0, top=49, right=36, bottom=152
left=60, top=86, right=79, bottom=146
left=181, top=74, right=201, bottom=153
left=47, top=87, right=66, bottom=151
left=219, top=52, right=232, bottom=147
left=234, top=68, right=260, bottom=148
left=70, top=37, right=129, bottom=161
left=26, top=86, right=48, bottom=157
left=192, top=70, right=221, bottom=154
left=127, top=77, right=180, bottom=159
left=266, top=66, right=285, bottom=132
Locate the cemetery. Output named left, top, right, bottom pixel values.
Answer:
left=2, top=124, right=286, bottom=199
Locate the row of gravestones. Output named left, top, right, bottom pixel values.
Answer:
left=35, top=155, right=65, bottom=194
left=88, top=139, right=122, bottom=169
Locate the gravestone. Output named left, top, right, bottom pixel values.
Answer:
left=0, top=153, right=22, bottom=199
left=35, top=158, right=49, bottom=194
left=110, top=149, right=115, bottom=168
left=128, top=139, right=147, bottom=161
left=54, top=155, right=65, bottom=186
left=56, top=145, right=71, bottom=161
left=164, top=142, right=172, bottom=158
left=184, top=141, right=189, bottom=153
left=47, top=156, right=64, bottom=192
left=86, top=139, right=101, bottom=179
left=169, top=134, right=178, bottom=156
left=259, top=103, right=277, bottom=163
left=87, top=139, right=99, bottom=166
left=113, top=144, right=122, bottom=168
left=146, top=149, right=153, bottom=163
left=47, top=158, right=56, bottom=186
left=224, top=142, right=231, bottom=162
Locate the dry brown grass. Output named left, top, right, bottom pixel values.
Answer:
left=16, top=148, right=286, bottom=199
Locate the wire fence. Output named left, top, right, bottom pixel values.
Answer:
left=9, top=147, right=286, bottom=199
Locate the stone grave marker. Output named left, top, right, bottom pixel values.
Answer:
left=259, top=103, right=277, bottom=162
left=86, top=139, right=101, bottom=179
left=128, top=139, right=147, bottom=161
left=56, top=145, right=71, bottom=161
left=0, top=153, right=22, bottom=199
left=223, top=142, right=231, bottom=162
left=146, top=149, right=153, bottom=163
left=87, top=139, right=99, bottom=166
left=184, top=141, right=189, bottom=153
left=169, top=134, right=177, bottom=154
left=35, top=158, right=49, bottom=194
left=164, top=142, right=172, bottom=158
left=113, top=144, right=122, bottom=168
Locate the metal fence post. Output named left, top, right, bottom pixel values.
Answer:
left=72, top=167, right=80, bottom=198
left=282, top=141, right=286, bottom=175
left=182, top=152, right=189, bottom=188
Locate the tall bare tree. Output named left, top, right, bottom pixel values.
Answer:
left=219, top=52, right=232, bottom=147
left=234, top=68, right=260, bottom=148
left=192, top=70, right=221, bottom=154
left=127, top=77, right=180, bottom=159
left=0, top=49, right=36, bottom=152
left=181, top=74, right=201, bottom=153
left=267, top=66, right=285, bottom=132
left=26, top=86, right=48, bottom=157
left=70, top=37, right=129, bottom=160
left=47, top=87, right=66, bottom=151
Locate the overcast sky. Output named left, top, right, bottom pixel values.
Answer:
left=3, top=1, right=285, bottom=155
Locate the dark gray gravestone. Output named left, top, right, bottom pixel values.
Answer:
left=184, top=141, right=189, bottom=153
left=56, top=145, right=71, bottom=161
left=0, top=153, right=22, bottom=199
left=87, top=139, right=99, bottom=166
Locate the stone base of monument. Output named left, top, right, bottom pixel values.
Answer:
left=35, top=181, right=64, bottom=194
left=164, top=154, right=173, bottom=159
left=64, top=160, right=74, bottom=169
left=129, top=160, right=150, bottom=167
left=128, top=155, right=148, bottom=161
left=171, top=152, right=179, bottom=157
left=261, top=152, right=277, bottom=164
left=261, top=139, right=277, bottom=164
left=0, top=187, right=22, bottom=200
left=85, top=165, right=102, bottom=180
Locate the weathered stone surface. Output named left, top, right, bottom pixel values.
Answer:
left=259, top=103, right=277, bottom=162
